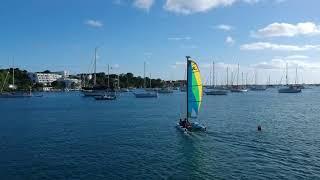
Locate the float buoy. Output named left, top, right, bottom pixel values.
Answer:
left=257, top=125, right=262, bottom=131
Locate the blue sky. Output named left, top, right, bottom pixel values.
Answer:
left=1, top=0, right=320, bottom=84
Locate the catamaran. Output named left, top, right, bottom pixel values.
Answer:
left=177, top=56, right=206, bottom=132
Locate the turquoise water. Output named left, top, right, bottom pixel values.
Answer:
left=0, top=89, right=320, bottom=179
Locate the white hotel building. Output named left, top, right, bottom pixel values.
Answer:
left=28, top=71, right=67, bottom=85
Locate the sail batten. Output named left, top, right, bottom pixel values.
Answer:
left=187, top=60, right=203, bottom=119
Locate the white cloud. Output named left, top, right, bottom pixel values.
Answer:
left=216, top=24, right=233, bottom=31
left=240, top=42, right=320, bottom=51
left=84, top=19, right=103, bottom=28
left=253, top=22, right=320, bottom=38
left=180, top=44, right=198, bottom=49
left=252, top=58, right=320, bottom=70
left=200, top=62, right=238, bottom=69
left=163, top=0, right=264, bottom=14
left=168, top=36, right=192, bottom=41
left=285, top=55, right=309, bottom=59
left=133, top=0, right=154, bottom=11
left=242, top=0, right=261, bottom=3
left=164, top=0, right=236, bottom=14
left=225, top=36, right=235, bottom=45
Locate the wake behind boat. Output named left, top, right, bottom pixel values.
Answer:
left=177, top=56, right=206, bottom=133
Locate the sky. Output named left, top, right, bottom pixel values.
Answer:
left=1, top=0, right=320, bottom=84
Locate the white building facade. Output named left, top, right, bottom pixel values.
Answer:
left=28, top=72, right=65, bottom=85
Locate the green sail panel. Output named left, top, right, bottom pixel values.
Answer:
left=187, top=60, right=203, bottom=118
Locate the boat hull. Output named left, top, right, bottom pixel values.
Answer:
left=176, top=122, right=206, bottom=132
left=278, top=88, right=301, bottom=93
left=205, top=90, right=228, bottom=95
left=0, top=93, right=32, bottom=98
left=94, top=95, right=117, bottom=100
left=134, top=92, right=158, bottom=98
left=230, top=89, right=248, bottom=93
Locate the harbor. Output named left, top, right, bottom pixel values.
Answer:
left=1, top=0, right=320, bottom=179
left=0, top=88, right=319, bottom=179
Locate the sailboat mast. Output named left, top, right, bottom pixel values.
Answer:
left=149, top=73, right=152, bottom=88
left=237, top=64, right=239, bottom=86
left=107, top=64, right=110, bottom=88
left=12, top=57, right=14, bottom=87
left=186, top=56, right=190, bottom=122
left=245, top=72, right=248, bottom=86
left=226, top=67, right=229, bottom=87
left=117, top=74, right=120, bottom=89
left=286, top=63, right=288, bottom=85
left=143, top=62, right=146, bottom=89
left=295, top=67, right=298, bottom=85
left=209, top=64, right=212, bottom=86
left=212, top=61, right=215, bottom=87
left=255, top=69, right=258, bottom=85
left=241, top=72, right=244, bottom=86
left=93, top=47, right=97, bottom=86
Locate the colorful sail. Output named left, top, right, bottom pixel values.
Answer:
left=187, top=59, right=203, bottom=118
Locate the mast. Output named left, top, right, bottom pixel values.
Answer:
left=143, top=62, right=146, bottom=89
left=226, top=67, right=229, bottom=87
left=93, top=47, right=97, bottom=86
left=241, top=72, right=244, bottom=86
left=245, top=72, right=248, bottom=87
left=186, top=56, right=190, bottom=122
left=117, top=74, right=120, bottom=89
left=1, top=71, right=9, bottom=93
left=295, top=67, right=298, bottom=85
left=126, top=74, right=129, bottom=88
left=286, top=63, right=288, bottom=85
left=209, top=64, right=212, bottom=86
left=107, top=64, right=110, bottom=88
left=12, top=57, right=14, bottom=87
left=212, top=61, right=215, bottom=87
left=149, top=73, right=152, bottom=88
left=237, top=63, right=239, bottom=86
left=255, top=69, right=258, bottom=85
left=231, top=71, right=234, bottom=86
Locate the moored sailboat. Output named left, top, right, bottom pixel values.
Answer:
left=134, top=62, right=158, bottom=98
left=0, top=62, right=33, bottom=98
left=205, top=61, right=228, bottom=95
left=230, top=64, right=248, bottom=93
left=278, top=63, right=301, bottom=93
left=177, top=56, right=206, bottom=132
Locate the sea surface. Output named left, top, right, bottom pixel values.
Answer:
left=0, top=88, right=320, bottom=179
